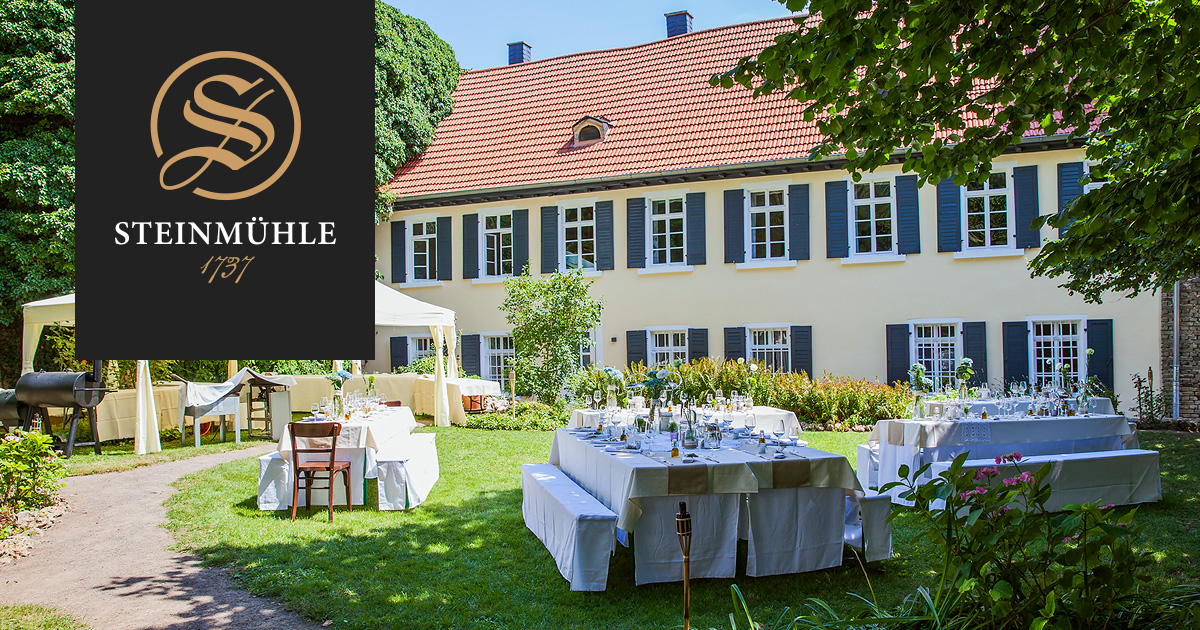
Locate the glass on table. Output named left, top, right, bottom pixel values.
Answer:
left=744, top=411, right=757, bottom=435
left=309, top=403, right=319, bottom=418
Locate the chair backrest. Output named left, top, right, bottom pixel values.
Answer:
left=289, top=421, right=342, bottom=470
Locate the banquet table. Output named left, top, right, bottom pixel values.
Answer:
left=548, top=428, right=860, bottom=584
left=412, top=375, right=502, bottom=423
left=924, top=396, right=1115, bottom=418
left=258, top=406, right=418, bottom=509
left=865, top=413, right=1134, bottom=499
left=570, top=406, right=801, bottom=437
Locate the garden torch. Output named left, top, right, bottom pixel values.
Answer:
left=676, top=501, right=692, bottom=630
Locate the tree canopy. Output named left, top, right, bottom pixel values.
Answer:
left=714, top=0, right=1200, bottom=302
left=374, top=1, right=460, bottom=222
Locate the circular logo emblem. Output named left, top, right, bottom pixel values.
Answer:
left=150, top=51, right=301, bottom=201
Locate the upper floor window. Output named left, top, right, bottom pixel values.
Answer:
left=964, top=172, right=1012, bottom=250
left=1031, top=319, right=1084, bottom=388
left=571, top=116, right=613, bottom=147
left=483, top=335, right=515, bottom=388
left=853, top=180, right=894, bottom=255
left=563, top=205, right=596, bottom=271
left=748, top=189, right=787, bottom=260
left=410, top=219, right=438, bottom=281
left=911, top=321, right=959, bottom=388
left=482, top=212, right=514, bottom=277
left=650, top=197, right=686, bottom=266
left=650, top=330, right=687, bottom=366
left=749, top=327, right=789, bottom=371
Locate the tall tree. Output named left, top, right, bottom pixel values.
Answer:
left=374, top=1, right=460, bottom=223
left=0, top=0, right=75, bottom=385
left=714, top=0, right=1200, bottom=302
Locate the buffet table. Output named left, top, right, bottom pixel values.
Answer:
left=924, top=396, right=1115, bottom=418
left=570, top=406, right=800, bottom=437
left=288, top=373, right=501, bottom=424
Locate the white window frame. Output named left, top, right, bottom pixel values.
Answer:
left=908, top=318, right=964, bottom=389
left=848, top=175, right=898, bottom=257
left=644, top=188, right=689, bottom=269
left=1083, top=161, right=1108, bottom=194
left=409, top=334, right=434, bottom=362
left=1026, top=315, right=1088, bottom=389
left=479, top=331, right=515, bottom=389
left=560, top=197, right=599, bottom=273
left=742, top=181, right=790, bottom=262
left=478, top=207, right=516, bottom=279
left=746, top=322, right=791, bottom=372
left=960, top=162, right=1019, bottom=253
left=645, top=325, right=688, bottom=366
left=406, top=213, right=441, bottom=285
left=579, top=325, right=603, bottom=368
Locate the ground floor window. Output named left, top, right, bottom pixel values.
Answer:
left=649, top=330, right=687, bottom=366
left=749, top=328, right=789, bottom=371
left=1031, top=320, right=1083, bottom=389
left=912, top=322, right=958, bottom=388
left=483, top=336, right=515, bottom=389
left=410, top=336, right=434, bottom=361
left=579, top=327, right=600, bottom=368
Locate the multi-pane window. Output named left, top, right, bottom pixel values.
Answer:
left=483, top=336, right=515, bottom=388
left=411, top=336, right=434, bottom=361
left=965, top=172, right=1011, bottom=249
left=578, top=327, right=599, bottom=368
left=650, top=330, right=687, bottom=366
left=912, top=323, right=958, bottom=388
left=1031, top=320, right=1083, bottom=388
left=410, top=220, right=438, bottom=280
left=749, top=190, right=787, bottom=260
left=650, top=198, right=685, bottom=265
left=749, top=328, right=789, bottom=372
left=853, top=181, right=894, bottom=254
left=483, top=213, right=514, bottom=277
left=563, top=206, right=596, bottom=271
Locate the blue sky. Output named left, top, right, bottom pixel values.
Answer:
left=386, top=1, right=795, bottom=71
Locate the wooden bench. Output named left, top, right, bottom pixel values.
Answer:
left=521, top=464, right=617, bottom=591
left=930, top=449, right=1161, bottom=511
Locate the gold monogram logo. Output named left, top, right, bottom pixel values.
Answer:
left=150, top=51, right=301, bottom=201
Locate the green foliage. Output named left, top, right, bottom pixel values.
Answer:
left=0, top=430, right=64, bottom=516
left=716, top=0, right=1200, bottom=303
left=501, top=270, right=604, bottom=403
left=456, top=401, right=568, bottom=431
left=374, top=1, right=459, bottom=221
left=1133, top=369, right=1173, bottom=424
left=564, top=366, right=630, bottom=407
left=237, top=360, right=330, bottom=376
left=392, top=354, right=438, bottom=375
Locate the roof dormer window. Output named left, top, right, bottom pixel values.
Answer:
left=571, top=115, right=612, bottom=147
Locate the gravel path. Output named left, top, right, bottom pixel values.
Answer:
left=0, top=445, right=322, bottom=630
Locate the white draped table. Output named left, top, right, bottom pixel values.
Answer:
left=570, top=406, right=800, bottom=436
left=924, top=396, right=1115, bottom=418
left=548, top=429, right=860, bottom=584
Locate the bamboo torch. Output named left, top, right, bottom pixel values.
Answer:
left=676, top=501, right=692, bottom=630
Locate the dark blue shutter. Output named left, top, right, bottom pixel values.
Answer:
left=1057, top=162, right=1084, bottom=237
left=936, top=179, right=961, bottom=252
left=462, top=214, right=479, bottom=280
left=436, top=216, right=452, bottom=281
left=596, top=200, right=615, bottom=271
left=895, top=175, right=920, bottom=254
left=723, top=189, right=744, bottom=264
left=1002, top=321, right=1030, bottom=386
left=885, top=324, right=909, bottom=385
left=626, top=198, right=645, bottom=268
left=389, top=336, right=408, bottom=371
left=513, top=209, right=529, bottom=276
left=1014, top=165, right=1040, bottom=248
left=687, top=328, right=708, bottom=361
left=790, top=325, right=812, bottom=377
left=461, top=335, right=481, bottom=377
left=626, top=330, right=648, bottom=366
left=724, top=327, right=746, bottom=361
left=540, top=206, right=558, bottom=274
left=962, top=321, right=988, bottom=386
left=825, top=181, right=849, bottom=258
left=390, top=220, right=406, bottom=283
left=685, top=192, right=706, bottom=266
left=788, top=184, right=810, bottom=260
left=1086, top=319, right=1114, bottom=390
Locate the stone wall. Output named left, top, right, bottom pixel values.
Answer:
left=1160, top=276, right=1200, bottom=421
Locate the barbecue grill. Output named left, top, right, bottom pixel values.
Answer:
left=12, top=361, right=112, bottom=457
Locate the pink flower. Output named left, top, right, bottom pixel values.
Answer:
left=972, top=466, right=1000, bottom=481
left=1003, top=477, right=1020, bottom=487
left=1063, top=533, right=1080, bottom=543
left=2, top=435, right=18, bottom=442
left=1012, top=451, right=1023, bottom=462
left=995, top=456, right=1003, bottom=465
left=1103, top=504, right=1116, bottom=510
left=1018, top=471, right=1035, bottom=484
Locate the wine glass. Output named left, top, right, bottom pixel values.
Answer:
left=592, top=390, right=602, bottom=410
left=309, top=403, right=319, bottom=419
left=706, top=392, right=714, bottom=409
left=744, top=412, right=757, bottom=436
left=773, top=416, right=786, bottom=450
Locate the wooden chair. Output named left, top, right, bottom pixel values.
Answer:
left=383, top=400, right=404, bottom=408
left=288, top=421, right=352, bottom=522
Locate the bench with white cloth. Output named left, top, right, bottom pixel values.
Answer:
left=522, top=464, right=618, bottom=591
left=843, top=492, right=892, bottom=563
left=376, top=433, right=440, bottom=510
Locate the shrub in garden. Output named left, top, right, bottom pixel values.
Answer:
left=457, top=401, right=568, bottom=431
left=1, top=431, right=65, bottom=518
left=392, top=355, right=439, bottom=375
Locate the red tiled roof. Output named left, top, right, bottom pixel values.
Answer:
left=389, top=15, right=1045, bottom=201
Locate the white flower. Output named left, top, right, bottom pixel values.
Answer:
left=737, top=357, right=745, bottom=364
left=749, top=363, right=760, bottom=373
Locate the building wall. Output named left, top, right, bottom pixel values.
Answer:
left=1160, top=276, right=1200, bottom=420
left=372, top=147, right=1158, bottom=409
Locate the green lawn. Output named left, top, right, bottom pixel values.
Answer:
left=62, top=432, right=270, bottom=477
left=164, top=428, right=1200, bottom=630
left=0, top=604, right=86, bottom=630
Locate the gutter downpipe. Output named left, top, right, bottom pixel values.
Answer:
left=1174, top=280, right=1181, bottom=418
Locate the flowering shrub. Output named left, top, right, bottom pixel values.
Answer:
left=1, top=431, right=65, bottom=516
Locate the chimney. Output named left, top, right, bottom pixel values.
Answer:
left=665, top=11, right=693, bottom=37
left=508, top=41, right=531, bottom=65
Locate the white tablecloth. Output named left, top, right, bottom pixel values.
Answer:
left=924, top=396, right=1115, bottom=417
left=570, top=406, right=800, bottom=436
left=412, top=375, right=502, bottom=424
left=548, top=429, right=859, bottom=584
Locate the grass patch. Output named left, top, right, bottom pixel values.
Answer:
left=0, top=604, right=86, bottom=630
left=62, top=432, right=270, bottom=477
left=164, top=428, right=1200, bottom=629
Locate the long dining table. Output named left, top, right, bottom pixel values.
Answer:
left=548, top=428, right=861, bottom=584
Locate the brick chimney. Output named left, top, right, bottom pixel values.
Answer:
left=666, top=11, right=693, bottom=37
left=508, top=41, right=531, bottom=65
